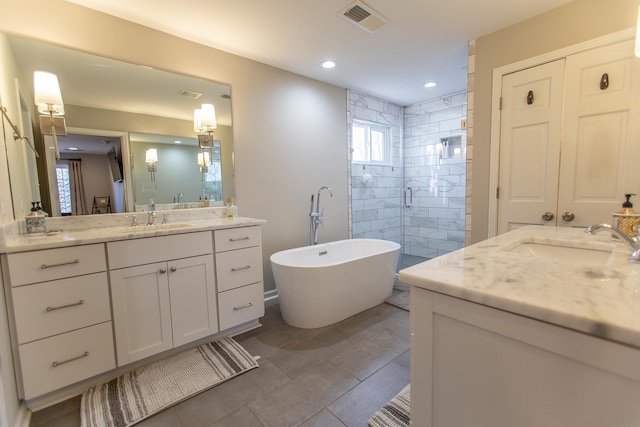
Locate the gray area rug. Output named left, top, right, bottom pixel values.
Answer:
left=385, top=291, right=409, bottom=311
left=80, top=337, right=258, bottom=427
left=368, top=384, right=410, bottom=427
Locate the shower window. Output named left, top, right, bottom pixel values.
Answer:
left=352, top=120, right=391, bottom=165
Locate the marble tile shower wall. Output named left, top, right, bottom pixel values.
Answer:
left=348, top=92, right=403, bottom=244
left=403, top=92, right=467, bottom=258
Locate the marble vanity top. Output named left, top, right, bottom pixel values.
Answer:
left=399, top=225, right=640, bottom=348
left=0, top=207, right=265, bottom=253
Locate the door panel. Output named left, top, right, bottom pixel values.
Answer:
left=559, top=39, right=640, bottom=228
left=168, top=255, right=218, bottom=347
left=497, top=59, right=565, bottom=234
left=110, top=262, right=172, bottom=366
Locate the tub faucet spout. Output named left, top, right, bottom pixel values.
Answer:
left=309, top=186, right=333, bottom=245
left=585, top=223, right=640, bottom=262
left=316, top=186, right=333, bottom=213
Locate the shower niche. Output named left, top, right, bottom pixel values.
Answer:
left=440, top=136, right=462, bottom=160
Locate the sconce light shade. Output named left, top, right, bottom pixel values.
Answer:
left=194, top=103, right=217, bottom=133
left=193, top=108, right=203, bottom=133
left=635, top=5, right=640, bottom=57
left=34, top=71, right=64, bottom=115
left=197, top=151, right=210, bottom=167
left=146, top=148, right=158, bottom=165
left=201, top=104, right=217, bottom=130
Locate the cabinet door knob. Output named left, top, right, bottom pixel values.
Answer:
left=562, top=211, right=575, bottom=222
left=159, top=268, right=167, bottom=274
left=542, top=211, right=555, bottom=222
left=169, top=266, right=177, bottom=272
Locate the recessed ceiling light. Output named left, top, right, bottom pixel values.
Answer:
left=322, top=60, right=336, bottom=69
left=424, top=81, right=437, bottom=88
left=174, top=140, right=182, bottom=144
left=67, top=147, right=79, bottom=151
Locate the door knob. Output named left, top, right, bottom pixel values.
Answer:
left=542, top=211, right=555, bottom=222
left=562, top=211, right=575, bottom=222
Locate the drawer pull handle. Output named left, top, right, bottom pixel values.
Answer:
left=40, top=259, right=80, bottom=269
left=46, top=300, right=84, bottom=312
left=233, top=302, right=253, bottom=311
left=229, top=236, right=250, bottom=242
left=52, top=351, right=89, bottom=367
left=231, top=265, right=251, bottom=272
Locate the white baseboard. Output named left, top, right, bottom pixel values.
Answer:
left=264, top=289, right=278, bottom=306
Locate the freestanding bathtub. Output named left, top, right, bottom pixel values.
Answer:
left=270, top=239, right=401, bottom=328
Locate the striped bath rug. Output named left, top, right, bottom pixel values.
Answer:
left=368, top=384, right=410, bottom=427
left=80, top=337, right=259, bottom=427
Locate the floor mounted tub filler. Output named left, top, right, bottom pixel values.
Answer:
left=270, top=239, right=401, bottom=328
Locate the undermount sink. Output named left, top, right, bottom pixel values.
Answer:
left=506, top=239, right=625, bottom=264
left=114, top=223, right=191, bottom=233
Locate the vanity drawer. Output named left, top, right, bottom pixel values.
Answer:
left=215, top=246, right=263, bottom=292
left=12, top=272, right=111, bottom=344
left=214, top=226, right=261, bottom=252
left=19, top=321, right=115, bottom=400
left=218, top=282, right=265, bottom=330
left=107, top=231, right=212, bottom=269
left=6, top=244, right=106, bottom=286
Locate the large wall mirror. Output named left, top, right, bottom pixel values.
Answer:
left=3, top=34, right=234, bottom=217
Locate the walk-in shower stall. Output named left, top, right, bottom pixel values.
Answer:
left=348, top=90, right=467, bottom=272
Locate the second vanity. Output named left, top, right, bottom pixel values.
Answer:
left=400, top=226, right=640, bottom=427
left=0, top=208, right=265, bottom=408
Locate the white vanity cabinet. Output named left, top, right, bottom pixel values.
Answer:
left=214, top=226, right=265, bottom=330
left=411, top=288, right=640, bottom=426
left=108, top=232, right=217, bottom=366
left=2, top=244, right=115, bottom=400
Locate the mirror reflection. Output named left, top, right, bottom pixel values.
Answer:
left=5, top=34, right=234, bottom=216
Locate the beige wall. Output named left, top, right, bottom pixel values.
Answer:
left=471, top=0, right=638, bottom=243
left=0, top=2, right=348, bottom=422
left=0, top=0, right=349, bottom=290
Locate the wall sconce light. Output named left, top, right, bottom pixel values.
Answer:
left=194, top=103, right=217, bottom=148
left=145, top=148, right=158, bottom=181
left=198, top=150, right=210, bottom=173
left=0, top=107, right=39, bottom=157
left=34, top=71, right=66, bottom=160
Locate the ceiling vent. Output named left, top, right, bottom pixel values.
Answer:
left=340, top=1, right=388, bottom=33
left=178, top=89, right=202, bottom=99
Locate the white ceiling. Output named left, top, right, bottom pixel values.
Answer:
left=66, top=0, right=574, bottom=106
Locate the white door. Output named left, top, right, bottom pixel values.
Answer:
left=110, top=262, right=172, bottom=366
left=168, top=255, right=218, bottom=346
left=497, top=59, right=565, bottom=234
left=558, top=39, right=640, bottom=228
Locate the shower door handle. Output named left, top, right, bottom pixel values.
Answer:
left=404, top=187, right=413, bottom=208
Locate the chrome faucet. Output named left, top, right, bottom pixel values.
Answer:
left=309, top=186, right=333, bottom=245
left=585, top=223, right=640, bottom=263
left=174, top=193, right=183, bottom=203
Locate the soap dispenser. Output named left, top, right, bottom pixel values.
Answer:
left=25, top=202, right=46, bottom=234
left=612, top=194, right=640, bottom=237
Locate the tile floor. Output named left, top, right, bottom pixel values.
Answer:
left=30, top=294, right=410, bottom=427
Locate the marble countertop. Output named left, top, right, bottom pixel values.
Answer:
left=0, top=207, right=266, bottom=253
left=399, top=225, right=640, bottom=348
